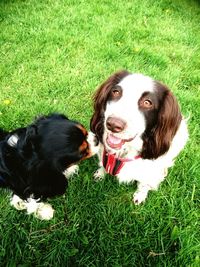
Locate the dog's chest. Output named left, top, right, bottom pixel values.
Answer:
left=102, top=149, right=140, bottom=176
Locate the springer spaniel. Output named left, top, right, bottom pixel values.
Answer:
left=0, top=113, right=91, bottom=220
left=90, top=70, right=188, bottom=204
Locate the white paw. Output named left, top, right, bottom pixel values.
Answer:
left=26, top=197, right=40, bottom=214
left=34, top=203, right=55, bottom=220
left=10, top=195, right=27, bottom=210
left=94, top=168, right=105, bottom=181
left=133, top=191, right=148, bottom=205
left=63, top=165, right=79, bottom=178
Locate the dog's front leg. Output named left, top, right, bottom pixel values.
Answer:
left=11, top=194, right=54, bottom=220
left=93, top=145, right=106, bottom=181
left=25, top=196, right=54, bottom=220
left=25, top=197, right=55, bottom=220
left=94, top=165, right=106, bottom=181
left=133, top=183, right=153, bottom=205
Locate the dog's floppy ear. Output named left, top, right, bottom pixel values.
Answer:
left=141, top=85, right=182, bottom=159
left=90, top=70, right=129, bottom=142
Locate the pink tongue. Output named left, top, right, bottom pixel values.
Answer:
left=107, top=134, right=124, bottom=149
left=108, top=134, right=122, bottom=144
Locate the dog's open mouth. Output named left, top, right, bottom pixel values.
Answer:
left=106, top=133, right=134, bottom=149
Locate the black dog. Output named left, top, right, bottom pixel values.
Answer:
left=0, top=113, right=91, bottom=220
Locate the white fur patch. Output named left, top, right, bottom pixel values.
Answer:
left=25, top=198, right=54, bottom=220
left=63, top=165, right=79, bottom=178
left=133, top=184, right=153, bottom=205
left=7, top=134, right=19, bottom=147
left=10, top=194, right=27, bottom=210
left=26, top=197, right=40, bottom=214
left=34, top=203, right=55, bottom=220
left=94, top=167, right=105, bottom=181
left=11, top=194, right=54, bottom=220
left=87, top=131, right=99, bottom=156
left=133, top=190, right=148, bottom=205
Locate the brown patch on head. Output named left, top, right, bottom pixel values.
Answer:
left=79, top=139, right=92, bottom=160
left=77, top=124, right=88, bottom=136
left=76, top=124, right=92, bottom=160
left=79, top=140, right=88, bottom=151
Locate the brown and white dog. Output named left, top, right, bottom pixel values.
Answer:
left=89, top=70, right=188, bottom=204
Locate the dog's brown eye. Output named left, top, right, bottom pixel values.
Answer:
left=143, top=99, right=152, bottom=107
left=110, top=86, right=122, bottom=100
left=112, top=89, right=120, bottom=96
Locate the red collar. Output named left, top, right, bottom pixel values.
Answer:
left=102, top=149, right=141, bottom=176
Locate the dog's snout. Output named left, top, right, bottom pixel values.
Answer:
left=106, top=117, right=126, bottom=133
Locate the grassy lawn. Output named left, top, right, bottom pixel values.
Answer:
left=0, top=0, right=200, bottom=266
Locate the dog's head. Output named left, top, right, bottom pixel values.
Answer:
left=9, top=114, right=92, bottom=170
left=90, top=71, right=182, bottom=159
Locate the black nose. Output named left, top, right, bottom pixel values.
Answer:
left=106, top=117, right=126, bottom=133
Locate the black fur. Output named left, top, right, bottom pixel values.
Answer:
left=0, top=113, right=90, bottom=201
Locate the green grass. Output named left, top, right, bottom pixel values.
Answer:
left=0, top=0, right=200, bottom=266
